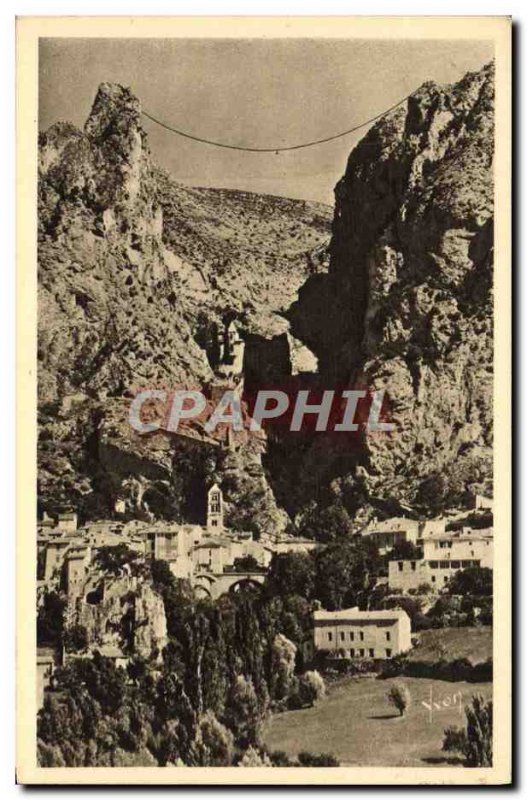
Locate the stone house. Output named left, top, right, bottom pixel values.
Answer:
left=388, top=528, right=493, bottom=591
left=360, top=517, right=420, bottom=554
left=313, top=607, right=412, bottom=660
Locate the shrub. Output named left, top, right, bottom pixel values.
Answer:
left=387, top=682, right=411, bottom=716
left=327, top=657, right=352, bottom=675
left=442, top=696, right=492, bottom=766
left=413, top=613, right=437, bottom=631
left=238, top=746, right=272, bottom=767
left=347, top=658, right=377, bottom=676
left=416, top=582, right=433, bottom=595
left=269, top=750, right=296, bottom=766
left=380, top=655, right=407, bottom=679
left=297, top=751, right=340, bottom=766
left=297, top=670, right=326, bottom=707
left=443, top=725, right=468, bottom=754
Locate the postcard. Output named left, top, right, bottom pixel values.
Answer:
left=16, top=15, right=511, bottom=785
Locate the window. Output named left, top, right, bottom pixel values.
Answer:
left=369, top=648, right=375, bottom=658
left=328, top=632, right=333, bottom=642
left=350, top=648, right=355, bottom=658
left=349, top=632, right=354, bottom=641
left=451, top=560, right=460, bottom=568
left=386, top=631, right=391, bottom=641
left=359, top=649, right=365, bottom=657
left=340, top=632, right=345, bottom=642
left=398, top=561, right=404, bottom=572
left=211, top=520, right=218, bottom=527
left=444, top=575, right=448, bottom=583
left=431, top=576, right=436, bottom=583
left=411, top=561, right=416, bottom=571
left=440, top=560, right=450, bottom=568
left=359, top=631, right=364, bottom=641
left=462, top=560, right=471, bottom=567
left=386, top=649, right=392, bottom=657
left=430, top=561, right=438, bottom=569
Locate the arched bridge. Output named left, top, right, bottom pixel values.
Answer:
left=193, top=570, right=266, bottom=600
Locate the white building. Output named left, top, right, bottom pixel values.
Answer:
left=422, top=528, right=493, bottom=565
left=388, top=528, right=493, bottom=591
left=313, top=607, right=412, bottom=660
left=207, top=483, right=224, bottom=531
left=361, top=517, right=420, bottom=554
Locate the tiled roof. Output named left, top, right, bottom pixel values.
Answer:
left=313, top=606, right=410, bottom=622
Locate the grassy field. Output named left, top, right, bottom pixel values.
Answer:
left=264, top=676, right=492, bottom=767
left=409, top=626, right=492, bottom=663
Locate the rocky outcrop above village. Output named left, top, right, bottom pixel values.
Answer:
left=289, top=62, right=494, bottom=513
left=38, top=83, right=330, bottom=524
left=73, top=576, right=168, bottom=657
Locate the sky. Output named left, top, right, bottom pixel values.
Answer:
left=39, top=38, right=493, bottom=205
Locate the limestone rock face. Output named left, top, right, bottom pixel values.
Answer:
left=290, top=63, right=494, bottom=511
left=38, top=82, right=331, bottom=525
left=75, top=577, right=168, bottom=657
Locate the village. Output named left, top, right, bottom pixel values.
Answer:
left=37, top=480, right=493, bottom=707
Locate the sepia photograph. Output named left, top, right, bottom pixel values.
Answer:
left=15, top=15, right=512, bottom=785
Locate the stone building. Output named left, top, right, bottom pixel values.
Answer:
left=388, top=528, right=493, bottom=591
left=143, top=524, right=202, bottom=580
left=215, top=320, right=244, bottom=381
left=313, top=607, right=412, bottom=660
left=57, top=511, right=78, bottom=533
left=207, top=483, right=224, bottom=531
left=65, top=545, right=92, bottom=597
left=360, top=517, right=420, bottom=554
left=37, top=647, right=58, bottom=709
left=421, top=528, right=493, bottom=565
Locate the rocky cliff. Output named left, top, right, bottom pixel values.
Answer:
left=38, top=83, right=330, bottom=527
left=38, top=63, right=494, bottom=531
left=74, top=576, right=168, bottom=657
left=289, top=62, right=494, bottom=515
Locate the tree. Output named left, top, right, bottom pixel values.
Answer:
left=37, top=591, right=66, bottom=647
left=297, top=670, right=326, bottom=708
left=270, top=634, right=297, bottom=703
left=448, top=567, right=493, bottom=597
left=442, top=696, right=492, bottom=766
left=385, top=541, right=423, bottom=561
left=264, top=552, right=315, bottom=600
left=94, top=544, right=140, bottom=576
left=314, top=540, right=381, bottom=610
left=299, top=502, right=353, bottom=543
left=224, top=675, right=262, bottom=749
left=416, top=473, right=449, bottom=514
left=193, top=710, right=234, bottom=766
left=232, top=554, right=262, bottom=573
left=387, top=683, right=411, bottom=716
left=63, top=624, right=88, bottom=653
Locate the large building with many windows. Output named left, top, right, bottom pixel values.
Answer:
left=388, top=528, right=493, bottom=591
left=312, top=607, right=412, bottom=660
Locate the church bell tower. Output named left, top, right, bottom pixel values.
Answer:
left=207, top=483, right=224, bottom=531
